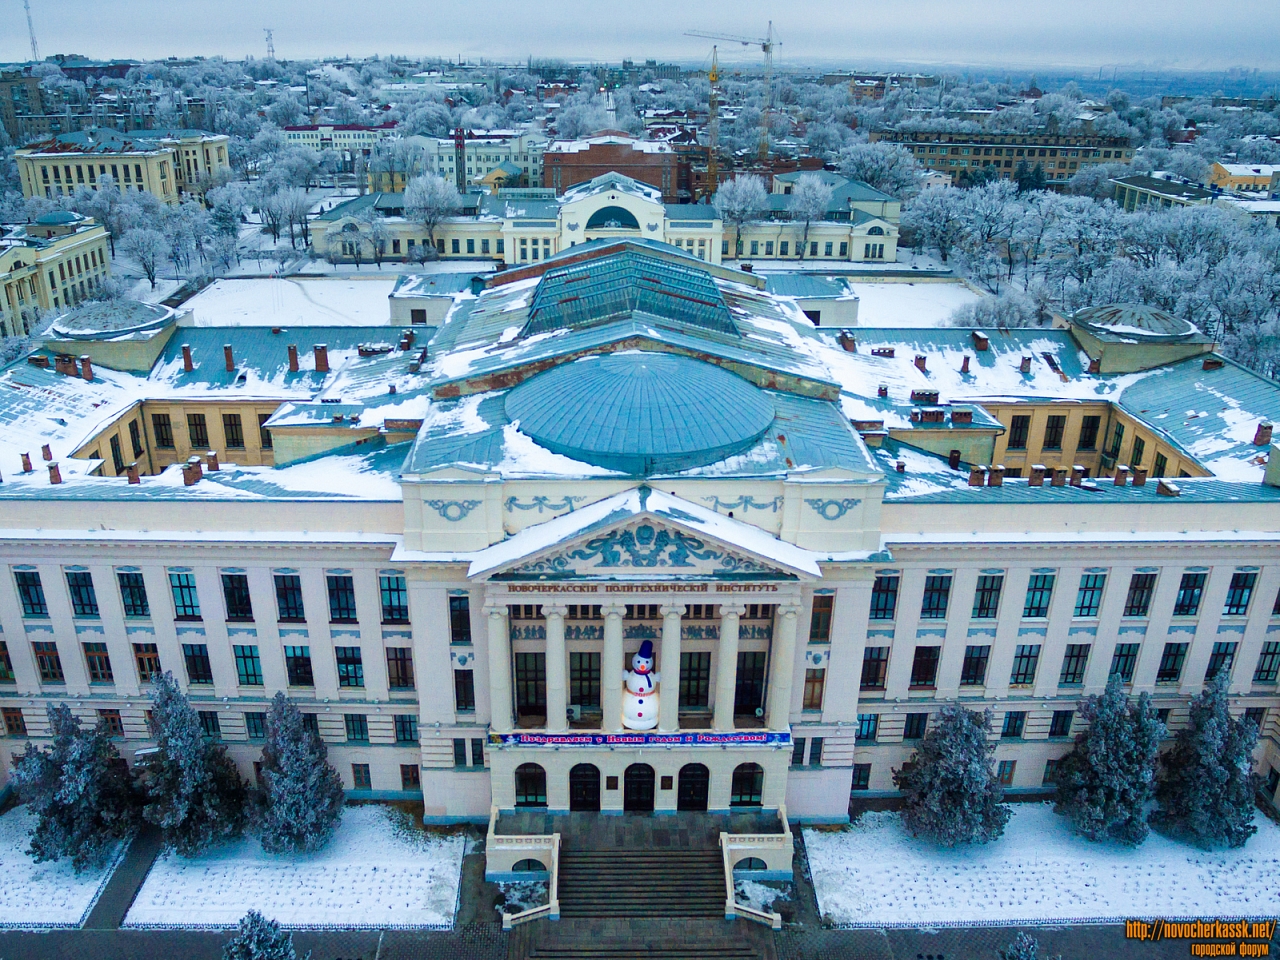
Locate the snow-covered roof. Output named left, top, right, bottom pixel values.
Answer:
left=546, top=135, right=674, bottom=155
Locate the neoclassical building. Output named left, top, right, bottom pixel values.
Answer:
left=0, top=241, right=1276, bottom=822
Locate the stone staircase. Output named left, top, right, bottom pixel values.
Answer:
left=556, top=848, right=726, bottom=919
left=518, top=918, right=768, bottom=960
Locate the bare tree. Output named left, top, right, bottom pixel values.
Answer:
left=359, top=210, right=391, bottom=269
left=712, top=175, right=768, bottom=259
left=278, top=188, right=313, bottom=249
left=403, top=174, right=462, bottom=255
left=121, top=228, right=168, bottom=289
left=789, top=173, right=834, bottom=260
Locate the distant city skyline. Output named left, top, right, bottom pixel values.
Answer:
left=1, top=0, right=1278, bottom=72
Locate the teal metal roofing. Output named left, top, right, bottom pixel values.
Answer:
left=390, top=273, right=476, bottom=297
left=523, top=252, right=738, bottom=338
left=478, top=195, right=561, bottom=219
left=504, top=352, right=775, bottom=474
left=764, top=275, right=852, bottom=298
left=664, top=205, right=721, bottom=221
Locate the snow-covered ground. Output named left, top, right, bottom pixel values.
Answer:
left=0, top=807, right=125, bottom=928
left=497, top=879, right=548, bottom=914
left=124, top=806, right=465, bottom=929
left=183, top=277, right=400, bottom=326
left=847, top=280, right=983, bottom=327
left=805, top=804, right=1280, bottom=927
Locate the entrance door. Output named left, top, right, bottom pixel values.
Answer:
left=734, top=652, right=767, bottom=718
left=677, top=763, right=710, bottom=812
left=623, top=763, right=655, bottom=812
left=569, top=763, right=601, bottom=812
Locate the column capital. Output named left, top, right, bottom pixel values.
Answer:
left=719, top=600, right=748, bottom=618
left=601, top=601, right=628, bottom=618
left=776, top=602, right=803, bottom=619
left=483, top=599, right=508, bottom=616
left=542, top=602, right=569, bottom=618
left=660, top=602, right=686, bottom=619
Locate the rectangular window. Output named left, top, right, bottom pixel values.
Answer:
left=66, top=571, right=100, bottom=618
left=1204, top=641, right=1237, bottom=681
left=274, top=575, right=305, bottom=622
left=1043, top=416, right=1066, bottom=450
left=1173, top=572, right=1206, bottom=616
left=1157, top=642, right=1188, bottom=683
left=780, top=241, right=789, bottom=256
left=258, top=414, right=273, bottom=449
left=152, top=413, right=174, bottom=448
left=1153, top=453, right=1168, bottom=478
left=395, top=714, right=419, bottom=743
left=221, top=574, right=253, bottom=621
left=97, top=709, right=123, bottom=738
left=570, top=651, right=600, bottom=708
left=1074, top=574, right=1106, bottom=618
left=110, top=436, right=125, bottom=475
left=1010, top=644, right=1041, bottom=685
left=1008, top=415, right=1030, bottom=449
left=803, top=668, right=826, bottom=710
left=1059, top=643, right=1091, bottom=685
left=1001, top=711, right=1026, bottom=738
left=335, top=647, right=364, bottom=687
left=1244, top=707, right=1266, bottom=730
left=187, top=413, right=208, bottom=448
left=1050, top=710, right=1074, bottom=737
left=808, top=595, right=834, bottom=642
left=118, top=572, right=150, bottom=617
left=910, top=646, right=940, bottom=688
left=197, top=711, right=221, bottom=738
left=222, top=413, right=244, bottom=449
left=1224, top=572, right=1257, bottom=617
left=920, top=575, right=951, bottom=619
left=903, top=712, right=928, bottom=739
left=1124, top=573, right=1156, bottom=617
left=1255, top=642, right=1280, bottom=683
left=960, top=645, right=990, bottom=686
left=15, top=571, right=48, bottom=618
left=245, top=712, right=266, bottom=739
left=449, top=596, right=472, bottom=643
left=352, top=764, right=371, bottom=789
left=1078, top=415, right=1100, bottom=450
left=183, top=643, right=213, bottom=684
left=851, top=763, right=871, bottom=791
left=326, top=575, right=357, bottom=622
left=169, top=572, right=201, bottom=620
left=1043, top=758, right=1061, bottom=784
left=1130, top=436, right=1145, bottom=467
left=0, top=641, right=13, bottom=683
left=234, top=645, right=263, bottom=685
left=809, top=737, right=824, bottom=765
left=860, top=647, right=889, bottom=690
left=453, top=738, right=468, bottom=767
left=972, top=575, right=1003, bottom=619
left=515, top=652, right=546, bottom=716
left=380, top=574, right=409, bottom=623
left=997, top=760, right=1016, bottom=786
left=1110, top=642, right=1140, bottom=682
left=284, top=645, right=313, bottom=686
left=857, top=574, right=897, bottom=624
left=386, top=647, right=415, bottom=689
left=344, top=713, right=368, bottom=742
left=680, top=651, right=712, bottom=707
left=129, top=419, right=143, bottom=457
left=133, top=643, right=161, bottom=683
left=454, top=669, right=476, bottom=711
left=466, top=238, right=475, bottom=254
left=1023, top=574, right=1055, bottom=618
left=401, top=764, right=421, bottom=790
left=792, top=737, right=806, bottom=766
left=1109, top=422, right=1125, bottom=457
left=856, top=713, right=879, bottom=741
left=83, top=642, right=113, bottom=682
left=3, top=708, right=27, bottom=737
left=471, top=738, right=485, bottom=767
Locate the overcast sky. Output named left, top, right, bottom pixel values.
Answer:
left=3, top=0, right=1278, bottom=72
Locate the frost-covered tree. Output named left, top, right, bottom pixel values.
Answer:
left=903, top=186, right=964, bottom=263
left=140, top=672, right=247, bottom=856
left=999, top=931, right=1060, bottom=960
left=789, top=173, right=834, bottom=260
left=404, top=173, right=462, bottom=254
left=712, top=175, right=768, bottom=258
left=836, top=141, right=920, bottom=198
left=121, top=227, right=169, bottom=290
left=893, top=704, right=1010, bottom=846
left=9, top=703, right=138, bottom=873
left=1153, top=673, right=1259, bottom=849
left=1053, top=677, right=1163, bottom=845
left=255, top=693, right=344, bottom=854
left=222, top=909, right=299, bottom=960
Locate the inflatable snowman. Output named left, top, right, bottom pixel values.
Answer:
left=621, top=639, right=660, bottom=731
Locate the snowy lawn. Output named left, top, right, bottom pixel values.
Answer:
left=805, top=803, right=1280, bottom=927
left=124, top=805, right=465, bottom=929
left=184, top=277, right=399, bottom=326
left=0, top=807, right=126, bottom=928
left=848, top=280, right=982, bottom=327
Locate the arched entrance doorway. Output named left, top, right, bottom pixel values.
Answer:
left=569, top=763, right=601, bottom=812
left=677, top=763, right=710, bottom=812
left=623, top=763, right=655, bottom=812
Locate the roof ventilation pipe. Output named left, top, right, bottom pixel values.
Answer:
left=224, top=344, right=235, bottom=372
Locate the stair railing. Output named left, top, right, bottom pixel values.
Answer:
left=719, top=803, right=792, bottom=930
left=487, top=805, right=561, bottom=929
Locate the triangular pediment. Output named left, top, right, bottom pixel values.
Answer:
left=468, top=487, right=819, bottom=581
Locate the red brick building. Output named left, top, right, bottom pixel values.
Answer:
left=543, top=133, right=680, bottom=202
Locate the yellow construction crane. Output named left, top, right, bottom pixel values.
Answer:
left=685, top=22, right=778, bottom=163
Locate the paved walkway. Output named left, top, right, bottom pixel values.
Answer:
left=83, top=826, right=164, bottom=930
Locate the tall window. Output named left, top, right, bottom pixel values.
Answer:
left=1050, top=710, right=1074, bottom=737
left=1157, top=642, right=1188, bottom=683
left=183, top=643, right=213, bottom=684
left=960, top=645, right=990, bottom=685
left=386, top=647, right=415, bottom=689
left=851, top=764, right=871, bottom=791
left=1023, top=574, right=1055, bottom=618
left=395, top=714, right=419, bottom=743
left=198, top=711, right=221, bottom=739
left=869, top=576, right=899, bottom=620
left=83, top=642, right=113, bottom=683
left=352, top=764, right=372, bottom=789
left=1108, top=422, right=1124, bottom=457
left=1110, top=643, right=1140, bottom=683
left=1130, top=436, right=1145, bottom=467
left=222, top=413, right=244, bottom=449
left=118, top=572, right=150, bottom=618
left=169, top=572, right=201, bottom=619
left=274, top=575, right=305, bottom=622
left=129, top=419, right=143, bottom=458
left=910, top=646, right=940, bottom=688
left=514, top=653, right=546, bottom=716
left=570, top=652, right=600, bottom=708
left=15, top=571, right=48, bottom=618
left=33, top=641, right=63, bottom=682
left=0, top=642, right=14, bottom=683
left=1059, top=643, right=1091, bottom=685
left=187, top=413, right=209, bottom=448
left=449, top=596, right=472, bottom=643
left=903, top=712, right=928, bottom=739
left=335, top=647, right=364, bottom=687
left=1001, top=711, right=1026, bottom=738
left=1224, top=572, right=1257, bottom=617
left=66, top=572, right=100, bottom=618
left=221, top=574, right=253, bottom=621
left=327, top=575, right=357, bottom=622
left=1123, top=573, right=1156, bottom=617
left=1204, top=641, right=1237, bottom=681
left=920, top=575, right=951, bottom=619
left=1254, top=642, right=1280, bottom=684
left=680, top=651, right=711, bottom=708
left=234, top=645, right=263, bottom=685
left=808, top=596, right=834, bottom=642
left=258, top=414, right=273, bottom=449
left=1153, top=452, right=1168, bottom=478
left=971, top=575, right=1003, bottom=619
left=1008, top=415, right=1030, bottom=449
left=1043, top=415, right=1066, bottom=450
left=1010, top=644, right=1041, bottom=685
left=730, top=763, right=764, bottom=807
left=245, top=713, right=267, bottom=739
left=454, top=669, right=476, bottom=711
left=1173, top=573, right=1205, bottom=616
left=856, top=713, right=878, bottom=741
left=152, top=413, right=174, bottom=448
left=860, top=647, right=888, bottom=690
left=133, top=643, right=161, bottom=683
left=514, top=763, right=547, bottom=807
left=380, top=574, right=409, bottom=623
left=344, top=714, right=369, bottom=742
left=802, top=668, right=826, bottom=710
left=1074, top=574, right=1106, bottom=618
left=284, top=646, right=313, bottom=686
left=1078, top=415, right=1100, bottom=450
left=997, top=760, right=1016, bottom=786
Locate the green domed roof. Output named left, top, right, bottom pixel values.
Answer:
left=504, top=352, right=775, bottom=475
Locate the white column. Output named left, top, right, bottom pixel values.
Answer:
left=714, top=601, right=745, bottom=732
left=544, top=602, right=568, bottom=733
left=601, top=602, right=625, bottom=732
left=486, top=601, right=512, bottom=733
left=659, top=602, right=684, bottom=732
left=766, top=603, right=801, bottom=730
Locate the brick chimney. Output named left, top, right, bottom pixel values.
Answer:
left=914, top=354, right=927, bottom=373
left=1051, top=466, right=1068, bottom=486
left=205, top=451, right=219, bottom=472
left=1088, top=358, right=1101, bottom=374
left=21, top=453, right=32, bottom=473
left=989, top=465, right=1005, bottom=486
left=1029, top=464, right=1046, bottom=486
left=224, top=344, right=235, bottom=372
left=183, top=456, right=203, bottom=485
left=1071, top=465, right=1086, bottom=486
left=960, top=355, right=970, bottom=374
left=971, top=331, right=989, bottom=351
left=838, top=330, right=857, bottom=352
left=1133, top=466, right=1148, bottom=487
left=314, top=344, right=329, bottom=373
left=948, top=449, right=962, bottom=470
left=1020, top=356, right=1032, bottom=374
left=42, top=444, right=52, bottom=461
left=1157, top=479, right=1181, bottom=497
left=48, top=462, right=61, bottom=484
left=126, top=463, right=140, bottom=484
left=1114, top=465, right=1130, bottom=486
left=1254, top=422, right=1273, bottom=446
left=182, top=344, right=193, bottom=372
left=895, top=460, right=906, bottom=473
left=288, top=344, right=299, bottom=373
left=968, top=466, right=986, bottom=486
left=79, top=355, right=93, bottom=381
left=877, top=384, right=888, bottom=398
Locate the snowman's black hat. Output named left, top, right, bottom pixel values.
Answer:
left=637, top=639, right=654, bottom=660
